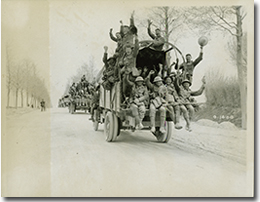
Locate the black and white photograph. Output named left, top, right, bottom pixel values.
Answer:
left=1, top=0, right=254, bottom=197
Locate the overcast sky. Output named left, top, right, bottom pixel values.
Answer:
left=2, top=0, right=250, bottom=105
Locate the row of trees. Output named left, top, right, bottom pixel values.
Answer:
left=6, top=46, right=50, bottom=108
left=140, top=6, right=247, bottom=128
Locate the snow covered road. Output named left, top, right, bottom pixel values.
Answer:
left=2, top=107, right=251, bottom=197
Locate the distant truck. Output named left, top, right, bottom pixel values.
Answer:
left=69, top=94, right=91, bottom=114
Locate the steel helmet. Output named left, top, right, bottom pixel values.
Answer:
left=153, top=76, right=163, bottom=83
left=182, top=79, right=191, bottom=86
left=135, top=76, right=144, bottom=82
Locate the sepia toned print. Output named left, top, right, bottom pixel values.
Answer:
left=1, top=0, right=254, bottom=197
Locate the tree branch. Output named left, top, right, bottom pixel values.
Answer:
left=211, top=7, right=238, bottom=31
left=209, top=15, right=240, bottom=36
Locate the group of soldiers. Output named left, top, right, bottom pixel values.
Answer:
left=68, top=75, right=95, bottom=110
left=99, top=13, right=206, bottom=133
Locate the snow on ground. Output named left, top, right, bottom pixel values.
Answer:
left=171, top=119, right=246, bottom=165
left=2, top=107, right=250, bottom=197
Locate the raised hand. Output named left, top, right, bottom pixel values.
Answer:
left=201, top=76, right=206, bottom=84
left=104, top=46, right=108, bottom=52
left=147, top=19, right=152, bottom=26
left=150, top=70, right=155, bottom=75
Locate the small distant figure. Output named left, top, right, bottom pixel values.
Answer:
left=40, top=99, right=46, bottom=111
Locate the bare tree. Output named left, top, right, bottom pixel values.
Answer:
left=184, top=6, right=247, bottom=129
left=6, top=45, right=13, bottom=108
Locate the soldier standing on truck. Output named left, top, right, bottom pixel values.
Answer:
left=126, top=75, right=149, bottom=130
left=176, top=47, right=204, bottom=84
left=147, top=19, right=165, bottom=51
left=145, top=71, right=167, bottom=134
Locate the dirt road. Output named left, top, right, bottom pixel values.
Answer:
left=2, top=107, right=251, bottom=197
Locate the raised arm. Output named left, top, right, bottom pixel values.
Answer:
left=125, top=73, right=135, bottom=87
left=191, top=77, right=206, bottom=96
left=130, top=12, right=135, bottom=27
left=193, top=47, right=203, bottom=67
left=191, top=84, right=205, bottom=96
left=147, top=20, right=155, bottom=39
left=145, top=71, right=155, bottom=91
left=109, top=28, right=118, bottom=42
left=174, top=72, right=182, bottom=92
left=102, top=46, right=109, bottom=67
left=133, top=36, right=139, bottom=57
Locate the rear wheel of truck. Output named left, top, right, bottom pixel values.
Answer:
left=104, top=112, right=114, bottom=142
left=156, top=121, right=173, bottom=143
left=112, top=114, right=120, bottom=141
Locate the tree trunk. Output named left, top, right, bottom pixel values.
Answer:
left=26, top=91, right=29, bottom=107
left=7, top=88, right=10, bottom=108
left=15, top=88, right=19, bottom=108
left=236, top=6, right=247, bottom=129
left=21, top=90, right=23, bottom=108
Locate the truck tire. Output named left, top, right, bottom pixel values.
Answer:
left=112, top=114, right=120, bottom=141
left=156, top=121, right=173, bottom=143
left=104, top=112, right=114, bottom=142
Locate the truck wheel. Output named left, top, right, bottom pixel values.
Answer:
left=157, top=121, right=173, bottom=143
left=112, top=114, right=120, bottom=141
left=104, top=112, right=114, bottom=142
left=93, top=110, right=99, bottom=131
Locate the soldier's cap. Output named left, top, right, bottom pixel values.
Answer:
left=186, top=53, right=192, bottom=57
left=107, top=57, right=116, bottom=62
left=135, top=76, right=144, bottom=82
left=155, top=28, right=161, bottom=31
left=153, top=76, right=163, bottom=83
left=182, top=79, right=191, bottom=85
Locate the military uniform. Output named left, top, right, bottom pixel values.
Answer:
left=165, top=83, right=182, bottom=129
left=178, top=52, right=203, bottom=83
left=130, top=83, right=149, bottom=128
left=146, top=76, right=167, bottom=133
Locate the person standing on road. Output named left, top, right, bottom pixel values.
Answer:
left=40, top=99, right=45, bottom=112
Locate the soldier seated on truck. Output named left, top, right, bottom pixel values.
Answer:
left=89, top=84, right=101, bottom=121
left=102, top=46, right=116, bottom=90
left=126, top=75, right=149, bottom=130
left=145, top=71, right=167, bottom=134
left=175, top=74, right=206, bottom=132
left=164, top=76, right=182, bottom=130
